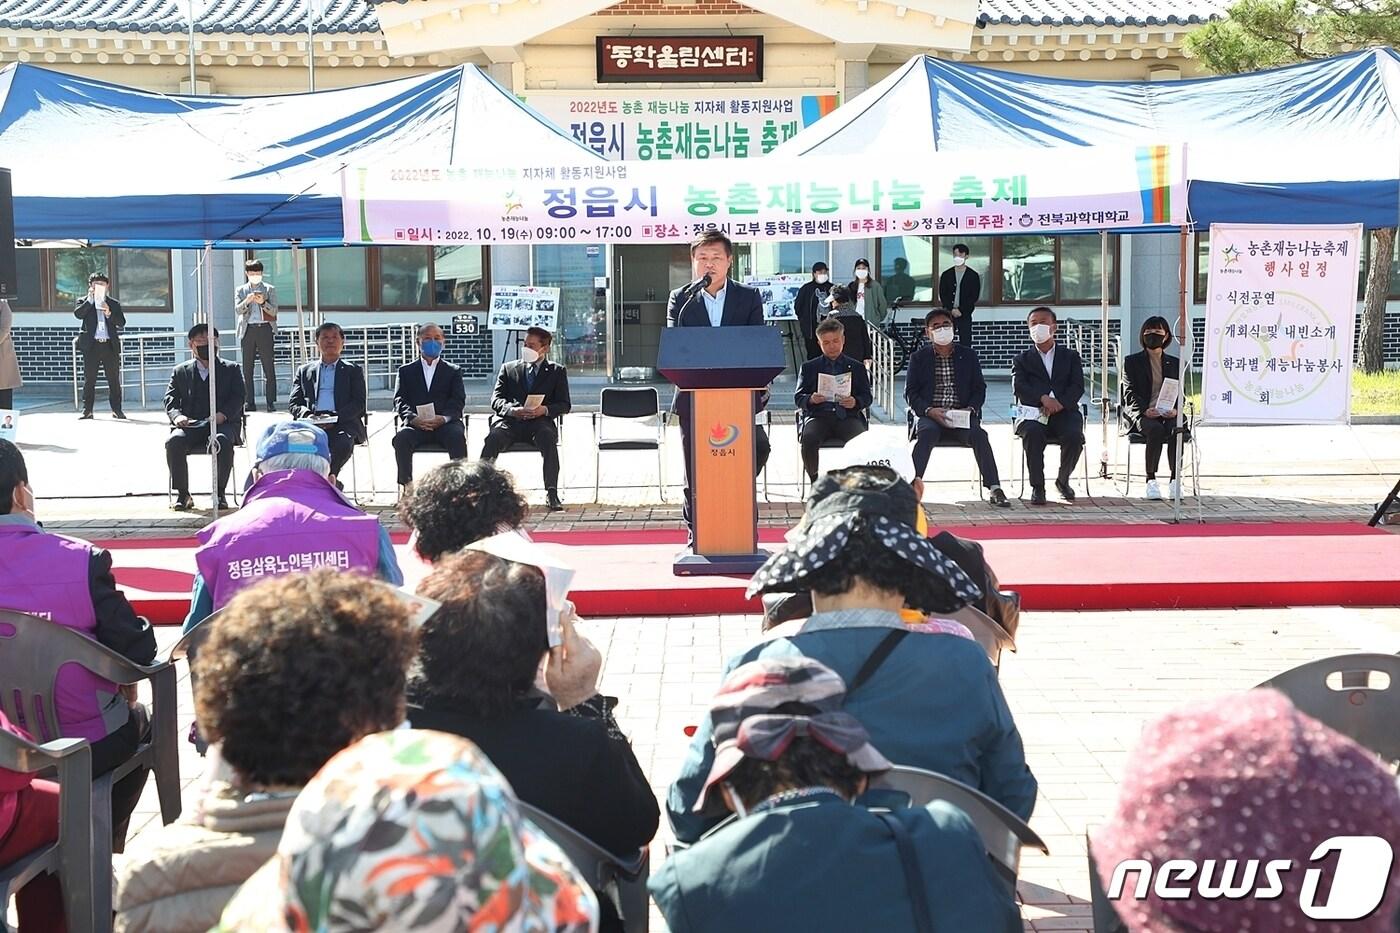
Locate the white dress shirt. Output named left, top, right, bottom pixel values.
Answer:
left=421, top=358, right=438, bottom=390
left=700, top=282, right=727, bottom=327
left=1038, top=343, right=1057, bottom=399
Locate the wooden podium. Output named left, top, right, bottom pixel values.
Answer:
left=659, top=326, right=785, bottom=576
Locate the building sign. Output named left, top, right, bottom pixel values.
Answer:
left=525, top=91, right=838, bottom=161
left=596, top=36, right=763, bottom=83
left=342, top=144, right=1186, bottom=247
left=1201, top=223, right=1362, bottom=425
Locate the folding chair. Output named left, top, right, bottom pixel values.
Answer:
left=0, top=610, right=182, bottom=924
left=159, top=609, right=224, bottom=757
left=1010, top=399, right=1093, bottom=500
left=1111, top=336, right=1200, bottom=499
left=905, top=408, right=984, bottom=500
left=796, top=407, right=870, bottom=496
left=165, top=412, right=248, bottom=508
left=345, top=370, right=375, bottom=503
left=516, top=801, right=650, bottom=933
left=393, top=412, right=472, bottom=491
left=1255, top=652, right=1400, bottom=765
left=0, top=730, right=98, bottom=933
left=868, top=765, right=1048, bottom=893
left=593, top=387, right=665, bottom=503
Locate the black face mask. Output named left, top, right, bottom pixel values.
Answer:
left=1143, top=333, right=1168, bottom=350
left=194, top=344, right=210, bottom=360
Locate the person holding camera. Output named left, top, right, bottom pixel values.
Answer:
left=235, top=259, right=278, bottom=413
left=75, top=272, right=125, bottom=419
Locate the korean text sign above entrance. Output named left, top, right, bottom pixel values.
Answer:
left=524, top=91, right=839, bottom=161
left=341, top=144, right=1184, bottom=247
left=597, top=37, right=763, bottom=83
left=1202, top=223, right=1362, bottom=425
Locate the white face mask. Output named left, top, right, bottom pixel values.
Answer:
left=1030, top=323, right=1053, bottom=344
left=93, top=285, right=107, bottom=302
left=855, top=268, right=869, bottom=280
left=931, top=326, right=955, bottom=346
left=521, top=346, right=540, bottom=365
left=247, top=275, right=263, bottom=286
left=953, top=256, right=966, bottom=267
left=814, top=273, right=828, bottom=284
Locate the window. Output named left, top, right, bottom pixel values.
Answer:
left=734, top=241, right=829, bottom=280
left=876, top=234, right=1118, bottom=306
left=9, top=246, right=172, bottom=311
left=249, top=250, right=311, bottom=305
left=315, top=247, right=369, bottom=307
left=432, top=246, right=484, bottom=307
left=1356, top=232, right=1400, bottom=301
left=381, top=247, right=431, bottom=307
left=244, top=246, right=487, bottom=310
left=54, top=247, right=109, bottom=307
left=1193, top=232, right=1210, bottom=304
left=14, top=249, right=42, bottom=308
left=533, top=244, right=606, bottom=374
left=113, top=249, right=171, bottom=308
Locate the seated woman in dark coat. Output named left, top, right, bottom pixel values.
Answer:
left=407, top=548, right=659, bottom=865
left=1120, top=315, right=1185, bottom=500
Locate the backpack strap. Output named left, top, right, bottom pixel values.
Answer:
left=850, top=629, right=909, bottom=693
left=877, top=811, right=936, bottom=932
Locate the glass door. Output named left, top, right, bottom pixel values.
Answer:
left=532, top=244, right=608, bottom=375
left=612, top=244, right=689, bottom=379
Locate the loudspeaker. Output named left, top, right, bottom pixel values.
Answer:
left=0, top=168, right=16, bottom=301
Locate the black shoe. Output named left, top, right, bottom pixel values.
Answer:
left=333, top=478, right=345, bottom=492
left=546, top=491, right=564, bottom=512
left=265, top=404, right=276, bottom=413
left=245, top=403, right=257, bottom=414
left=1055, top=479, right=1077, bottom=502
left=989, top=487, right=1010, bottom=508
left=79, top=411, right=93, bottom=420
left=173, top=493, right=195, bottom=511
left=1030, top=486, right=1047, bottom=505
left=112, top=410, right=127, bottom=420
left=217, top=497, right=230, bottom=510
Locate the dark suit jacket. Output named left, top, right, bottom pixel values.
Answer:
left=164, top=358, right=245, bottom=442
left=1121, top=349, right=1182, bottom=431
left=796, top=354, right=872, bottom=422
left=905, top=343, right=988, bottom=416
left=74, top=298, right=125, bottom=352
left=1012, top=342, right=1086, bottom=412
left=828, top=309, right=873, bottom=362
left=793, top=279, right=832, bottom=343
left=393, top=358, right=466, bottom=425
left=666, top=280, right=768, bottom=417
left=488, top=358, right=572, bottom=430
left=289, top=358, right=368, bottom=443
left=938, top=266, right=981, bottom=314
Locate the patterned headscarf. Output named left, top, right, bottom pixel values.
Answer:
left=1093, top=689, right=1400, bottom=933
left=214, top=729, right=599, bottom=932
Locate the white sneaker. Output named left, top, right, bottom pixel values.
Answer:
left=1169, top=479, right=1181, bottom=499
left=1144, top=479, right=1161, bottom=500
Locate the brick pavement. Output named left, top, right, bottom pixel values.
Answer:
left=125, top=605, right=1400, bottom=932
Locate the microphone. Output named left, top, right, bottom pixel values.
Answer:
left=683, top=273, right=712, bottom=300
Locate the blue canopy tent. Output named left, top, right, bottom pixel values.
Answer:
left=0, top=62, right=600, bottom=247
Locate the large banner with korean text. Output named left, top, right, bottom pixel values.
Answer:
left=341, top=144, right=1183, bottom=247
left=1201, top=223, right=1363, bottom=425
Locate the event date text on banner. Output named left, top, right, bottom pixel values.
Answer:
left=340, top=145, right=1184, bottom=246
left=1201, top=223, right=1363, bottom=425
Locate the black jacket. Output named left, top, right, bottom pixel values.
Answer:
left=1012, top=342, right=1086, bottom=412
left=666, top=280, right=769, bottom=417
left=488, top=358, right=572, bottom=430
left=905, top=343, right=988, bottom=416
left=74, top=297, right=125, bottom=352
left=938, top=266, right=981, bottom=315
left=164, top=358, right=245, bottom=441
left=793, top=279, right=832, bottom=342
left=827, top=309, right=873, bottom=362
left=1121, top=350, right=1181, bottom=434
left=289, top=358, right=368, bottom=443
left=393, top=358, right=466, bottom=425
left=796, top=354, right=872, bottom=421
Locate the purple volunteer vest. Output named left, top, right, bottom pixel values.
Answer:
left=194, top=470, right=381, bottom=610
left=0, top=522, right=129, bottom=742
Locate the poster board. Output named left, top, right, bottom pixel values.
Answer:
left=743, top=273, right=807, bottom=322
left=488, top=286, right=561, bottom=332
left=1201, top=223, right=1362, bottom=425
left=0, top=409, right=15, bottom=442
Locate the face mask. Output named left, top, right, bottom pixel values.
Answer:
left=421, top=339, right=443, bottom=359
left=815, top=274, right=829, bottom=284
left=1029, top=323, right=1053, bottom=344
left=931, top=326, right=955, bottom=346
left=247, top=275, right=263, bottom=286
left=194, top=344, right=210, bottom=361
left=521, top=346, right=540, bottom=364
left=93, top=285, right=107, bottom=301
left=855, top=268, right=868, bottom=280
left=1143, top=333, right=1168, bottom=350
left=953, top=257, right=966, bottom=267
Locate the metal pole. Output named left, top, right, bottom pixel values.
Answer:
left=1099, top=230, right=1110, bottom=479
left=306, top=0, right=316, bottom=92
left=205, top=243, right=221, bottom=518
left=187, top=16, right=196, bottom=91
left=291, top=243, right=307, bottom=374
left=1174, top=225, right=1189, bottom=523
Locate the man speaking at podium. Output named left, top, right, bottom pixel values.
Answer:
left=666, top=229, right=772, bottom=545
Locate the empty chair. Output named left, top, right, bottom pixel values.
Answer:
left=1255, top=652, right=1400, bottom=764
left=593, top=387, right=665, bottom=502
left=517, top=801, right=650, bottom=933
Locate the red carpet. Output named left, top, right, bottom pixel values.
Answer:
left=99, top=522, right=1400, bottom=624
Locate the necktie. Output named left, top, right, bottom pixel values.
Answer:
left=525, top=364, right=537, bottom=392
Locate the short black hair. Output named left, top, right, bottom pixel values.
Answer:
left=812, top=261, right=829, bottom=273
left=315, top=321, right=344, bottom=340
left=725, top=735, right=866, bottom=808
left=1028, top=306, right=1057, bottom=323
left=194, top=569, right=417, bottom=788
left=417, top=322, right=442, bottom=338
left=0, top=440, right=27, bottom=516
left=525, top=326, right=553, bottom=347
left=952, top=244, right=970, bottom=256
left=1140, top=315, right=1173, bottom=347
left=244, top=259, right=264, bottom=273
left=410, top=551, right=549, bottom=718
left=816, top=317, right=845, bottom=337
left=88, top=272, right=110, bottom=285
left=924, top=309, right=954, bottom=327
left=187, top=323, right=217, bottom=341
left=398, top=461, right=528, bottom=562
left=690, top=228, right=733, bottom=257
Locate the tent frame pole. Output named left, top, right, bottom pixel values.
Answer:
left=1173, top=225, right=1200, bottom=523
left=1099, top=229, right=1110, bottom=479
left=291, top=243, right=307, bottom=373
left=204, top=242, right=221, bottom=519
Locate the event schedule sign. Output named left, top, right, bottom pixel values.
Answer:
left=342, top=144, right=1183, bottom=246
left=1201, top=223, right=1362, bottom=425
left=523, top=91, right=838, bottom=161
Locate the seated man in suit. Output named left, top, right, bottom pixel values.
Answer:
left=795, top=318, right=871, bottom=483
left=1011, top=306, right=1086, bottom=505
left=905, top=309, right=1010, bottom=507
left=391, top=323, right=467, bottom=493
left=288, top=321, right=366, bottom=488
left=481, top=326, right=572, bottom=512
left=165, top=323, right=244, bottom=510
left=666, top=228, right=772, bottom=543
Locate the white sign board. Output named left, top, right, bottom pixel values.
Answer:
left=1201, top=223, right=1362, bottom=425
left=743, top=274, right=808, bottom=322
left=488, top=286, right=562, bottom=332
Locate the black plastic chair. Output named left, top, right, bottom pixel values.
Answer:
left=1009, top=398, right=1093, bottom=500
left=796, top=407, right=870, bottom=495
left=904, top=407, right=985, bottom=500
left=393, top=411, right=472, bottom=490
left=159, top=609, right=224, bottom=756
left=1111, top=337, right=1199, bottom=499
left=1255, top=652, right=1400, bottom=765
left=165, top=412, right=248, bottom=508
left=592, top=387, right=666, bottom=504
left=516, top=801, right=650, bottom=933
left=0, top=729, right=98, bottom=933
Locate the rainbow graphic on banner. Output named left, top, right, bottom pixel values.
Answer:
left=1135, top=145, right=1173, bottom=224
left=801, top=95, right=840, bottom=126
